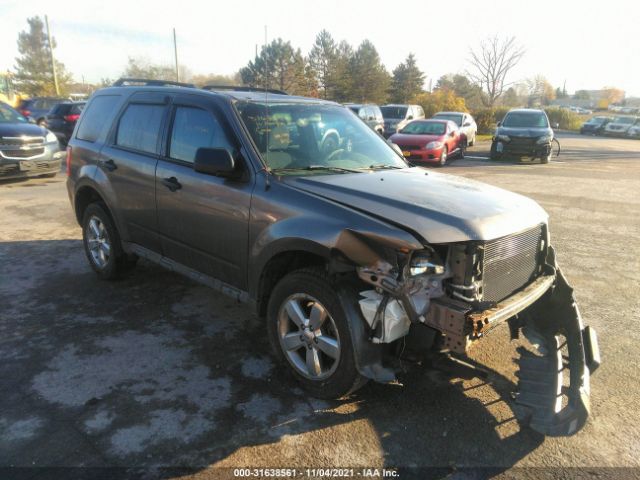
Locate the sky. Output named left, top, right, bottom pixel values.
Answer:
left=1, top=0, right=639, bottom=96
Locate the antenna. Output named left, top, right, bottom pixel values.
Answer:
left=264, top=25, right=269, bottom=169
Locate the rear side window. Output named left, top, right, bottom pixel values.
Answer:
left=116, top=104, right=165, bottom=154
left=52, top=104, right=69, bottom=115
left=169, top=106, right=234, bottom=163
left=77, top=95, right=121, bottom=142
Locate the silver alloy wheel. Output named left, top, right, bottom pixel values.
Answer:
left=440, top=147, right=448, bottom=165
left=86, top=216, right=111, bottom=269
left=277, top=293, right=341, bottom=380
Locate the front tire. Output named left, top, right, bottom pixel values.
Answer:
left=490, top=141, right=503, bottom=160
left=267, top=268, right=365, bottom=399
left=82, top=203, right=136, bottom=280
left=438, top=146, right=448, bottom=166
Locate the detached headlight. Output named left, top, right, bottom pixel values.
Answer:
left=537, top=135, right=552, bottom=144
left=45, top=130, right=58, bottom=144
left=409, top=250, right=445, bottom=276
left=496, top=134, right=510, bottom=142
left=425, top=141, right=443, bottom=150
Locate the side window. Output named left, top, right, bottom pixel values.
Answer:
left=76, top=95, right=121, bottom=142
left=169, top=106, right=235, bottom=163
left=116, top=104, right=165, bottom=154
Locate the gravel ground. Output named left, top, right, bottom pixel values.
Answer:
left=0, top=133, right=639, bottom=479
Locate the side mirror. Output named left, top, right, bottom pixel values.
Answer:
left=407, top=115, right=414, bottom=121
left=463, top=121, right=471, bottom=127
left=496, top=121, right=502, bottom=127
left=552, top=122, right=560, bottom=129
left=194, top=148, right=235, bottom=177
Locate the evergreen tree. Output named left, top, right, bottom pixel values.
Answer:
left=331, top=41, right=354, bottom=103
left=14, top=16, right=73, bottom=96
left=389, top=54, right=425, bottom=103
left=347, top=40, right=390, bottom=104
left=240, top=39, right=312, bottom=96
left=308, top=30, right=337, bottom=99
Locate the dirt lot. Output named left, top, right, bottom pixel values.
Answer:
left=1, top=133, right=639, bottom=479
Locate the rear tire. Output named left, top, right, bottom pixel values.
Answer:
left=267, top=268, right=366, bottom=399
left=82, top=203, right=136, bottom=280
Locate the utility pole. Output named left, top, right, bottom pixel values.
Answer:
left=45, top=15, right=59, bottom=95
left=173, top=28, right=179, bottom=82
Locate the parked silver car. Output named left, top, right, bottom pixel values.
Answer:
left=433, top=111, right=478, bottom=146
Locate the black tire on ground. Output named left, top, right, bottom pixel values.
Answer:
left=82, top=202, right=136, bottom=280
left=489, top=141, right=502, bottom=161
left=469, top=134, right=475, bottom=146
left=457, top=144, right=465, bottom=159
left=267, top=267, right=366, bottom=399
left=438, top=145, right=448, bottom=166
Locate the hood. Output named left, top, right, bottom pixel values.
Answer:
left=390, top=133, right=444, bottom=145
left=496, top=126, right=552, bottom=138
left=0, top=122, right=48, bottom=138
left=282, top=168, right=547, bottom=243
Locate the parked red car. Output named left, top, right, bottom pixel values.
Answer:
left=389, top=119, right=466, bottom=166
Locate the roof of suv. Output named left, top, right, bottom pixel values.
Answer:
left=98, top=79, right=338, bottom=106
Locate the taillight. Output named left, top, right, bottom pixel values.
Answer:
left=63, top=114, right=80, bottom=122
left=21, top=109, right=31, bottom=118
left=66, top=146, right=72, bottom=177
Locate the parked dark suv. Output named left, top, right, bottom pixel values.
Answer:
left=66, top=79, right=599, bottom=436
left=1, top=101, right=62, bottom=180
left=45, top=101, right=85, bottom=144
left=490, top=109, right=557, bottom=163
left=17, top=96, right=65, bottom=125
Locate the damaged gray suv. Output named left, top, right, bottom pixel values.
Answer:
left=66, top=79, right=600, bottom=437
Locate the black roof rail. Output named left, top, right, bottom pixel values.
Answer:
left=202, top=85, right=288, bottom=95
left=112, top=77, right=196, bottom=88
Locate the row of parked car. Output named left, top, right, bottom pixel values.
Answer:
left=16, top=96, right=86, bottom=144
left=580, top=115, right=640, bottom=138
left=346, top=103, right=478, bottom=166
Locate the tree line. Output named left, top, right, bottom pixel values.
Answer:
left=10, top=17, right=626, bottom=114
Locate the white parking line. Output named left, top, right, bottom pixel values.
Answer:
left=465, top=155, right=488, bottom=160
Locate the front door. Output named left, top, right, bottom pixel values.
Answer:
left=155, top=95, right=253, bottom=289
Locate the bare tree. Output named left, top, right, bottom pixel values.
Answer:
left=467, top=36, right=525, bottom=107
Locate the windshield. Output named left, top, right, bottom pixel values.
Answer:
left=400, top=121, right=446, bottom=135
left=0, top=103, right=27, bottom=123
left=434, top=113, right=463, bottom=126
left=236, top=102, right=407, bottom=175
left=586, top=117, right=607, bottom=124
left=502, top=112, right=549, bottom=128
left=380, top=106, right=407, bottom=119
left=613, top=117, right=635, bottom=124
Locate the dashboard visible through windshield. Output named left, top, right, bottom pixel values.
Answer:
left=236, top=101, right=407, bottom=175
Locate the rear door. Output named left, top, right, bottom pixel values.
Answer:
left=155, top=94, right=253, bottom=289
left=99, top=92, right=169, bottom=252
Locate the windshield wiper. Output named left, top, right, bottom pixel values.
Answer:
left=271, top=165, right=362, bottom=174
left=367, top=164, right=404, bottom=170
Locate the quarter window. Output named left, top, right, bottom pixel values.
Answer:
left=169, top=106, right=234, bottom=163
left=76, top=95, right=121, bottom=142
left=116, top=104, right=165, bottom=154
